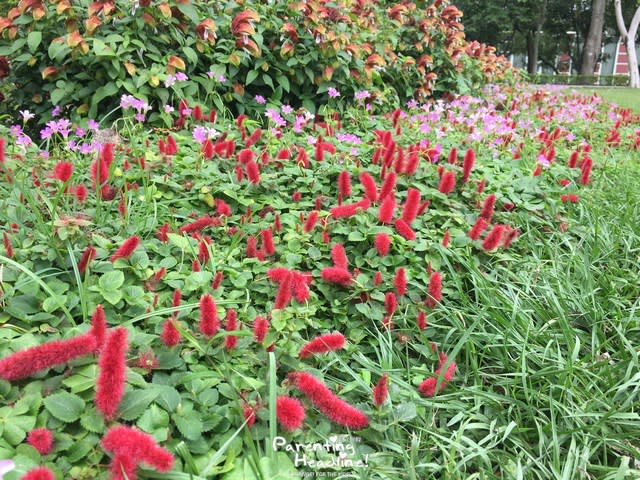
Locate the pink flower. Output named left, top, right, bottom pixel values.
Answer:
left=110, top=235, right=140, bottom=262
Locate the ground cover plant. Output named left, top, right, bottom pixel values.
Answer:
left=0, top=82, right=639, bottom=479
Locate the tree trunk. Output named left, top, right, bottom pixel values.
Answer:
left=527, top=30, right=540, bottom=75
left=614, top=0, right=640, bottom=87
left=580, top=0, right=606, bottom=75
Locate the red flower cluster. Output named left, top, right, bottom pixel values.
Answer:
left=78, top=245, right=96, bottom=274
left=359, top=172, right=378, bottom=202
left=289, top=371, right=368, bottom=429
left=298, top=333, right=346, bottom=358
left=401, top=188, right=421, bottom=224
left=102, top=425, right=174, bottom=480
left=482, top=224, right=506, bottom=251
left=268, top=268, right=313, bottom=308
left=53, top=161, right=73, bottom=182
left=418, top=352, right=456, bottom=397
left=426, top=271, right=442, bottom=308
left=276, top=396, right=306, bottom=431
left=160, top=319, right=181, bottom=347
left=330, top=198, right=370, bottom=219
left=321, top=244, right=353, bottom=287
left=462, top=148, right=475, bottom=183
left=394, top=267, right=407, bottom=295
left=438, top=171, right=456, bottom=194
left=560, top=194, right=579, bottom=203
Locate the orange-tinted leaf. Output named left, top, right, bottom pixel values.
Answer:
left=85, top=15, right=101, bottom=34
left=42, top=66, right=58, bottom=79
left=124, top=62, right=136, bottom=76
left=67, top=30, right=83, bottom=48
left=158, top=2, right=171, bottom=18
left=168, top=55, right=185, bottom=70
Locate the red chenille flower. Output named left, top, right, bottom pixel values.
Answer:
left=438, top=171, right=456, bottom=194
left=253, top=316, right=269, bottom=343
left=298, top=333, right=346, bottom=358
left=321, top=267, right=353, bottom=287
left=338, top=171, right=351, bottom=199
left=330, top=199, right=370, bottom=218
left=580, top=157, right=592, bottom=185
left=27, top=427, right=54, bottom=455
left=0, top=333, right=96, bottom=381
left=372, top=374, right=389, bottom=407
left=90, top=304, right=107, bottom=352
left=78, top=245, right=96, bottom=274
left=331, top=243, right=348, bottom=270
left=378, top=195, right=396, bottom=224
left=110, top=454, right=137, bottom=480
left=394, top=267, right=407, bottom=295
left=243, top=402, right=257, bottom=428
left=384, top=292, right=397, bottom=315
left=401, top=188, right=421, bottom=224
left=260, top=229, right=276, bottom=256
left=426, top=271, right=442, bottom=308
left=374, top=232, right=391, bottom=256
left=418, top=352, right=456, bottom=397
left=359, top=172, right=378, bottom=202
left=199, top=294, right=219, bottom=337
left=96, top=327, right=129, bottom=420
left=303, top=211, right=319, bottom=233
left=462, top=148, right=475, bottom=183
left=373, top=271, right=383, bottom=286
left=110, top=235, right=140, bottom=262
left=102, top=425, right=174, bottom=476
left=480, top=194, right=496, bottom=220
left=246, top=160, right=261, bottom=184
left=379, top=172, right=397, bottom=200
left=53, top=161, right=73, bottom=182
left=3, top=232, right=13, bottom=258
left=224, top=309, right=238, bottom=350
left=21, top=467, right=55, bottom=480
left=468, top=217, right=488, bottom=240
left=274, top=272, right=294, bottom=309
left=179, top=215, right=217, bottom=233
left=290, top=371, right=368, bottom=429
left=276, top=396, right=305, bottom=431
left=75, top=184, right=88, bottom=203
left=442, top=230, right=450, bottom=247
left=394, top=219, right=416, bottom=240
left=417, top=311, right=427, bottom=330
left=482, top=224, right=506, bottom=251
left=160, top=319, right=181, bottom=347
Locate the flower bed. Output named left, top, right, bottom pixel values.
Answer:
left=0, top=85, right=638, bottom=478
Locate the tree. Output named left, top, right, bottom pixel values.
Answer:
left=614, top=0, right=640, bottom=87
left=581, top=0, right=607, bottom=74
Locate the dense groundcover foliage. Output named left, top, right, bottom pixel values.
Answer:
left=0, top=0, right=515, bottom=128
left=0, top=84, right=638, bottom=479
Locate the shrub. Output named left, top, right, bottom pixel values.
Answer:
left=0, top=0, right=515, bottom=130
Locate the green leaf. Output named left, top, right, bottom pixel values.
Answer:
left=43, top=392, right=85, bottom=423
left=43, top=294, right=68, bottom=313
left=183, top=271, right=213, bottom=292
left=246, top=70, right=259, bottom=85
left=99, top=271, right=125, bottom=291
left=92, top=38, right=115, bottom=58
left=276, top=75, right=290, bottom=93
left=152, top=385, right=181, bottom=412
left=394, top=402, right=417, bottom=423
left=47, top=41, right=67, bottom=61
left=174, top=414, right=203, bottom=441
left=167, top=233, right=191, bottom=251
left=183, top=46, right=198, bottom=65
left=262, top=74, right=274, bottom=90
left=80, top=408, right=106, bottom=433
left=176, top=3, right=199, bottom=23
left=118, top=389, right=160, bottom=421
left=27, top=31, right=42, bottom=53
left=102, top=289, right=123, bottom=305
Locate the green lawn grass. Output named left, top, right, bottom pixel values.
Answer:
left=571, top=87, right=640, bottom=113
left=416, top=157, right=640, bottom=478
